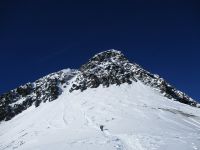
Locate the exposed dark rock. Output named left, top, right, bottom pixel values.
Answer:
left=35, top=100, right=42, bottom=107
left=0, top=69, right=77, bottom=122
left=70, top=50, right=138, bottom=92
left=0, top=50, right=199, bottom=122
left=69, top=49, right=199, bottom=108
left=16, top=83, right=33, bottom=97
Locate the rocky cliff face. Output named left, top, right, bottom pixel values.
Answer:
left=70, top=50, right=137, bottom=92
left=0, top=50, right=199, bottom=122
left=69, top=50, right=198, bottom=107
left=0, top=69, right=77, bottom=121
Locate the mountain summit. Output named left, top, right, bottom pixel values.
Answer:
left=0, top=50, right=200, bottom=150
left=70, top=50, right=198, bottom=106
left=70, top=49, right=136, bottom=91
left=0, top=50, right=199, bottom=122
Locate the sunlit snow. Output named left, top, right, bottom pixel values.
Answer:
left=0, top=80, right=200, bottom=150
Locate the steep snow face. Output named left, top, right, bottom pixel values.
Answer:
left=0, top=82, right=200, bottom=150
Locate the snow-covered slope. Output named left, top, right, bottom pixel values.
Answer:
left=0, top=50, right=200, bottom=150
left=1, top=82, right=200, bottom=150
left=0, top=69, right=77, bottom=121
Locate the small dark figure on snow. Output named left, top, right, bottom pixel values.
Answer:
left=100, top=125, right=104, bottom=131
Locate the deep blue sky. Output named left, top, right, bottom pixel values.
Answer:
left=0, top=0, right=199, bottom=101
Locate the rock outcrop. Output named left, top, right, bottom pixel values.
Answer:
left=0, top=69, right=77, bottom=121
left=70, top=50, right=198, bottom=107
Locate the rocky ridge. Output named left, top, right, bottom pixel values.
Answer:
left=70, top=50, right=199, bottom=107
left=0, top=69, right=77, bottom=121
left=0, top=50, right=199, bottom=122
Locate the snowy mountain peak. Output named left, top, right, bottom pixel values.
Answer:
left=0, top=50, right=199, bottom=123
left=70, top=50, right=136, bottom=92
left=1, top=50, right=200, bottom=150
left=88, top=49, right=126, bottom=62
left=93, top=49, right=123, bottom=57
left=80, top=49, right=128, bottom=71
left=70, top=50, right=199, bottom=107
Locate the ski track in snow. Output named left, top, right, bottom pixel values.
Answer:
left=183, top=119, right=200, bottom=131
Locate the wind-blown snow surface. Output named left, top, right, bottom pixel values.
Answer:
left=0, top=81, right=200, bottom=150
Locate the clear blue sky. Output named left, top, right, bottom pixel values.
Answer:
left=0, top=0, right=199, bottom=101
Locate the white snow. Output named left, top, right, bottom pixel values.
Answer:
left=0, top=80, right=200, bottom=150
